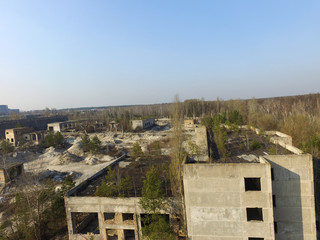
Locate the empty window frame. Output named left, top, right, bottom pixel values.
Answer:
left=271, top=168, right=274, bottom=180
left=104, top=212, right=115, bottom=221
left=124, top=229, right=135, bottom=240
left=71, top=212, right=100, bottom=234
left=248, top=238, right=264, bottom=240
left=122, top=213, right=134, bottom=221
left=244, top=178, right=261, bottom=191
left=106, top=229, right=118, bottom=240
left=246, top=208, right=263, bottom=221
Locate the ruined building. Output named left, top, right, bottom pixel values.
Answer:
left=131, top=118, right=155, bottom=130
left=184, top=126, right=319, bottom=240
left=5, top=127, right=45, bottom=146
left=65, top=155, right=179, bottom=240
left=0, top=162, right=24, bottom=184
left=64, top=125, right=319, bottom=240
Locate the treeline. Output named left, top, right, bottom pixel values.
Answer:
left=56, top=93, right=320, bottom=155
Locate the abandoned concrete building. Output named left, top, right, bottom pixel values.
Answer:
left=47, top=121, right=78, bottom=133
left=0, top=115, right=68, bottom=139
left=64, top=125, right=319, bottom=240
left=5, top=127, right=44, bottom=146
left=184, top=127, right=319, bottom=240
left=65, top=155, right=179, bottom=240
left=0, top=162, right=24, bottom=184
left=131, top=118, right=155, bottom=130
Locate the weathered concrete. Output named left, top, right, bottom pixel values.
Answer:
left=183, top=160, right=275, bottom=240
left=0, top=115, right=68, bottom=139
left=0, top=162, right=24, bottom=183
left=131, top=118, right=155, bottom=130
left=264, top=154, right=317, bottom=240
left=47, top=120, right=79, bottom=133
left=5, top=127, right=34, bottom=146
left=65, top=196, right=175, bottom=240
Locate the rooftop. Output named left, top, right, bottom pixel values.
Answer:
left=205, top=127, right=292, bottom=164
left=70, top=155, right=172, bottom=197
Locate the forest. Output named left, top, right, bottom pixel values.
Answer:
left=62, top=93, right=320, bottom=158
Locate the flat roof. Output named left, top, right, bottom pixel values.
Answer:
left=204, top=127, right=292, bottom=164
left=71, top=155, right=172, bottom=197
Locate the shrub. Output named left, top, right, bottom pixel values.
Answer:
left=249, top=140, right=262, bottom=151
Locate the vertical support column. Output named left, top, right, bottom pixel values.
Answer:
left=137, top=214, right=142, bottom=240
left=98, top=212, right=106, bottom=240
left=66, top=209, right=76, bottom=238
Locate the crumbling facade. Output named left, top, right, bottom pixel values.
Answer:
left=0, top=162, right=24, bottom=184
left=131, top=118, right=155, bottom=130
left=5, top=127, right=34, bottom=146
left=47, top=121, right=78, bottom=133
left=65, top=156, right=176, bottom=240
left=183, top=128, right=318, bottom=240
left=64, top=126, right=319, bottom=240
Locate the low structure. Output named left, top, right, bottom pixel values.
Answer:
left=65, top=155, right=177, bottom=240
left=22, top=131, right=45, bottom=145
left=108, top=121, right=119, bottom=132
left=5, top=127, right=34, bottom=146
left=0, top=162, right=24, bottom=183
left=47, top=121, right=78, bottom=133
left=131, top=118, right=155, bottom=130
left=184, top=119, right=196, bottom=127
left=183, top=126, right=318, bottom=240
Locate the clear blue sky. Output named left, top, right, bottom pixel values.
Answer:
left=1, top=1, right=320, bottom=110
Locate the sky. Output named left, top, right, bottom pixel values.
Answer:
left=0, top=1, right=320, bottom=111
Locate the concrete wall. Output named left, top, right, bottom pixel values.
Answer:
left=195, top=126, right=209, bottom=158
left=131, top=118, right=155, bottom=130
left=5, top=127, right=33, bottom=146
left=183, top=161, right=275, bottom=240
left=264, top=154, right=317, bottom=240
left=0, top=164, right=24, bottom=183
left=65, top=197, right=174, bottom=240
left=0, top=116, right=68, bottom=139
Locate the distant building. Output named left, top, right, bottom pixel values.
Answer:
left=5, top=127, right=34, bottom=146
left=0, top=105, right=19, bottom=115
left=47, top=121, right=79, bottom=133
left=131, top=118, right=155, bottom=130
left=0, top=162, right=24, bottom=184
left=0, top=115, right=68, bottom=139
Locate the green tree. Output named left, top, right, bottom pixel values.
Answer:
left=81, top=134, right=91, bottom=152
left=95, top=167, right=118, bottom=197
left=139, top=166, right=164, bottom=214
left=42, top=132, right=64, bottom=148
left=139, top=166, right=175, bottom=240
left=119, top=175, right=133, bottom=197
left=132, top=142, right=143, bottom=158
left=1, top=140, right=14, bottom=153
left=90, top=135, right=101, bottom=153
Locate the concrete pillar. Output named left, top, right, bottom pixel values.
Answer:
left=137, top=214, right=142, bottom=240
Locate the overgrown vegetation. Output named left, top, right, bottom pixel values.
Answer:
left=0, top=140, right=14, bottom=153
left=132, top=142, right=143, bottom=158
left=95, top=167, right=133, bottom=197
left=0, top=176, right=75, bottom=240
left=139, top=166, right=175, bottom=240
left=81, top=134, right=101, bottom=153
left=41, top=132, right=64, bottom=148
